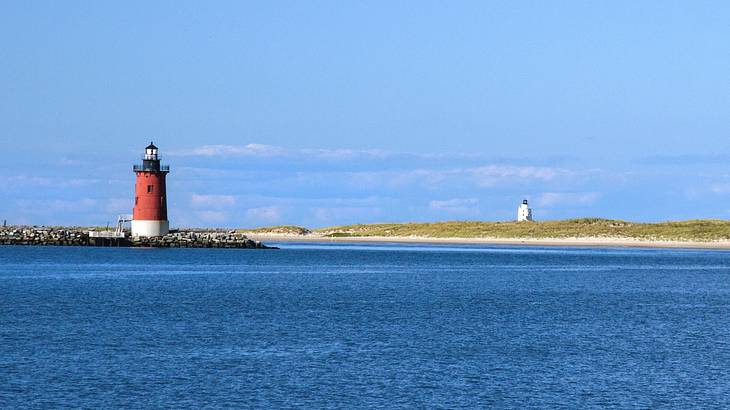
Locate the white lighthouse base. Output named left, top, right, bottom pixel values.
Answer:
left=131, top=220, right=169, bottom=237
left=517, top=204, right=533, bottom=222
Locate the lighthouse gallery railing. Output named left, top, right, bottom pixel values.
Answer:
left=133, top=165, right=170, bottom=172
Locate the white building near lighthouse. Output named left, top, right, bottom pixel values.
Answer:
left=517, top=199, right=533, bottom=222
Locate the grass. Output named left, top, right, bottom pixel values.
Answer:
left=16, top=220, right=730, bottom=242
left=239, top=225, right=312, bottom=235
left=310, top=218, right=730, bottom=242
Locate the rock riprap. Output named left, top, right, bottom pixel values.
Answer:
left=0, top=227, right=273, bottom=249
left=131, top=231, right=271, bottom=248
left=0, top=228, right=88, bottom=246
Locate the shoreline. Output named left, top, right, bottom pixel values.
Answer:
left=244, top=233, right=730, bottom=250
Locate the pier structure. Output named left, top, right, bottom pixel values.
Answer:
left=132, top=143, right=170, bottom=237
left=88, top=214, right=132, bottom=245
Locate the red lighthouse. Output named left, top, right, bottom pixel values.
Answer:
left=131, top=142, right=170, bottom=237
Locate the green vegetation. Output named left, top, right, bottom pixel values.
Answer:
left=240, top=225, right=312, bottom=235
left=314, top=219, right=730, bottom=241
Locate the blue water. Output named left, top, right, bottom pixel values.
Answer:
left=2, top=243, right=730, bottom=408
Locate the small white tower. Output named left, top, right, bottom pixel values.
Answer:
left=517, top=199, right=533, bottom=222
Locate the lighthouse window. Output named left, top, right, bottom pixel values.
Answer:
left=147, top=185, right=154, bottom=193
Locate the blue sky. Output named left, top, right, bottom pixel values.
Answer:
left=1, top=1, right=729, bottom=227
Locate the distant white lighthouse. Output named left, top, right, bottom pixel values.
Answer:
left=517, top=199, right=533, bottom=222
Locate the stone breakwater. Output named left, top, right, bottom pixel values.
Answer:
left=0, top=228, right=274, bottom=249
left=131, top=231, right=272, bottom=248
left=0, top=228, right=87, bottom=246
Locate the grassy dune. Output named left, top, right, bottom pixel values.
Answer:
left=239, top=225, right=312, bottom=235
left=312, top=219, right=730, bottom=242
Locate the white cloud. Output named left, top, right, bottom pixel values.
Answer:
left=313, top=206, right=382, bottom=224
left=429, top=198, right=480, bottom=216
left=710, top=183, right=730, bottom=194
left=535, top=192, right=600, bottom=208
left=468, top=165, right=562, bottom=187
left=343, top=164, right=566, bottom=191
left=429, top=198, right=478, bottom=207
left=0, top=175, right=54, bottom=188
left=195, top=211, right=229, bottom=224
left=300, top=148, right=392, bottom=160
left=170, top=144, right=571, bottom=192
left=0, top=175, right=102, bottom=190
left=15, top=198, right=99, bottom=214
left=173, top=143, right=394, bottom=161
left=347, top=169, right=447, bottom=189
left=245, top=206, right=281, bottom=224
left=190, top=194, right=236, bottom=208
left=104, top=198, right=132, bottom=214
left=393, top=169, right=449, bottom=186
left=181, top=144, right=287, bottom=157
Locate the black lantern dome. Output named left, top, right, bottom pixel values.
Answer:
left=133, top=142, right=169, bottom=173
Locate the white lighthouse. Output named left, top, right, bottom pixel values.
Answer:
left=517, top=199, right=533, bottom=222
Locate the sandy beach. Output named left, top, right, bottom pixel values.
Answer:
left=244, top=233, right=730, bottom=250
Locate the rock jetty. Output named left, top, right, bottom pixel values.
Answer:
left=131, top=231, right=271, bottom=248
left=0, top=227, right=274, bottom=249
left=0, top=228, right=87, bottom=246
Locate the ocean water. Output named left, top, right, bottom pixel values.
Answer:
left=2, top=243, right=730, bottom=408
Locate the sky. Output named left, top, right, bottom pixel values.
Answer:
left=1, top=1, right=729, bottom=228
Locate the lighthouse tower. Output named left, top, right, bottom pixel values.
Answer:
left=131, top=142, right=170, bottom=237
left=517, top=199, right=533, bottom=222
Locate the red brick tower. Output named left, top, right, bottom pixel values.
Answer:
left=131, top=142, right=170, bottom=237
